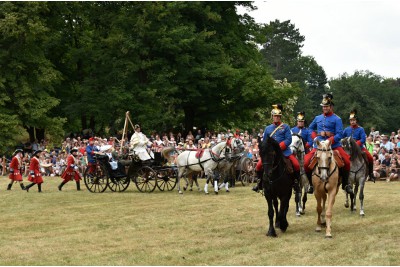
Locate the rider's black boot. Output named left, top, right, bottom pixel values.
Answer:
left=252, top=170, right=263, bottom=193
left=25, top=183, right=35, bottom=192
left=58, top=181, right=67, bottom=191
left=38, top=183, right=42, bottom=193
left=7, top=183, right=12, bottom=190
left=306, top=172, right=313, bottom=194
left=293, top=171, right=301, bottom=194
left=76, top=181, right=81, bottom=191
left=368, top=161, right=376, bottom=183
left=341, top=169, right=354, bottom=195
left=20, top=183, right=25, bottom=190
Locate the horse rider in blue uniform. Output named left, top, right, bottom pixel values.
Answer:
left=291, top=111, right=314, bottom=193
left=304, top=93, right=353, bottom=195
left=342, top=109, right=375, bottom=182
left=253, top=104, right=301, bottom=194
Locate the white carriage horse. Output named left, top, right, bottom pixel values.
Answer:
left=175, top=139, right=242, bottom=194
left=290, top=132, right=310, bottom=216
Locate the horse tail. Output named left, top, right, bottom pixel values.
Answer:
left=161, top=147, right=175, bottom=162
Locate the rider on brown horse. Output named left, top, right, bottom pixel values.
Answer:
left=303, top=93, right=353, bottom=195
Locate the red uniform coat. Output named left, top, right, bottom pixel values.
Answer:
left=61, top=155, right=81, bottom=182
left=28, top=157, right=44, bottom=184
left=9, top=156, right=23, bottom=181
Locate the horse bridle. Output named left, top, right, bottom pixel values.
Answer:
left=314, top=148, right=337, bottom=179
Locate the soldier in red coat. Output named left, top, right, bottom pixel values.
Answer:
left=58, top=148, right=82, bottom=191
left=7, top=149, right=26, bottom=190
left=25, top=150, right=44, bottom=192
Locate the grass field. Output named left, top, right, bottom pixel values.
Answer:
left=0, top=175, right=399, bottom=266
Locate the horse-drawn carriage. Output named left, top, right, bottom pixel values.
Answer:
left=83, top=151, right=178, bottom=193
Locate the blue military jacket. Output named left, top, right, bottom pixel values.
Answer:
left=343, top=125, right=366, bottom=147
left=86, top=145, right=99, bottom=163
left=309, top=112, right=344, bottom=149
left=291, top=126, right=313, bottom=148
left=263, top=122, right=292, bottom=157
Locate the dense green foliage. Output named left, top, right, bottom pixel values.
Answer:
left=0, top=2, right=398, bottom=154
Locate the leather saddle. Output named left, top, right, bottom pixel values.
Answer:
left=308, top=150, right=344, bottom=170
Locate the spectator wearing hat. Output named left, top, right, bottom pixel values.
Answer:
left=58, top=148, right=82, bottom=191
left=342, top=109, right=375, bottom=181
left=7, top=149, right=26, bottom=190
left=25, top=150, right=45, bottom=192
left=253, top=104, right=301, bottom=195
left=130, top=124, right=154, bottom=161
left=304, top=93, right=353, bottom=195
left=86, top=137, right=100, bottom=176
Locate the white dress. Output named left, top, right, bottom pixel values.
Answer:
left=130, top=132, right=154, bottom=161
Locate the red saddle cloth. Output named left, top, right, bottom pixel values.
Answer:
left=195, top=149, right=205, bottom=159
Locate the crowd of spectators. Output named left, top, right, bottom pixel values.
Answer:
left=1, top=126, right=400, bottom=182
left=1, top=128, right=263, bottom=178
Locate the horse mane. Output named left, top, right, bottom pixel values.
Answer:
left=292, top=133, right=306, bottom=153
left=348, top=137, right=363, bottom=161
left=161, top=147, right=175, bottom=162
left=261, top=135, right=284, bottom=161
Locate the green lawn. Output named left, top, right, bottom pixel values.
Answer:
left=0, top=175, right=399, bottom=265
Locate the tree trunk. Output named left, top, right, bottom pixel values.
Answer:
left=89, top=115, right=95, bottom=134
left=183, top=106, right=195, bottom=136
left=81, top=113, right=87, bottom=131
left=27, top=127, right=45, bottom=142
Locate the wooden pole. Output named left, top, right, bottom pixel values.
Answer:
left=120, top=111, right=129, bottom=153
left=2, top=156, right=6, bottom=176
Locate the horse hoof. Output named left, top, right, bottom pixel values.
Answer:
left=325, top=235, right=333, bottom=239
left=189, top=188, right=193, bottom=191
left=360, top=211, right=365, bottom=217
left=226, top=190, right=230, bottom=193
left=183, top=187, right=187, bottom=191
left=315, top=227, right=322, bottom=232
left=214, top=191, right=218, bottom=195
left=178, top=191, right=183, bottom=194
left=300, top=211, right=305, bottom=215
left=266, top=232, right=277, bottom=237
left=321, top=222, right=326, bottom=227
left=296, top=213, right=301, bottom=217
left=344, top=203, right=349, bottom=208
left=205, top=192, right=209, bottom=195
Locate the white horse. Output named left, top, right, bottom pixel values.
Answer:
left=290, top=133, right=310, bottom=217
left=175, top=139, right=243, bottom=194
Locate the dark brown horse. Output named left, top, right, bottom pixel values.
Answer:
left=260, top=136, right=293, bottom=237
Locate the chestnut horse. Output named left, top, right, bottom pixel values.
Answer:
left=312, top=140, right=340, bottom=238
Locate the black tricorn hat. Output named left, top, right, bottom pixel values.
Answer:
left=13, top=148, right=24, bottom=156
left=32, top=150, right=42, bottom=157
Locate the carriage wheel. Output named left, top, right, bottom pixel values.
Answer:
left=108, top=175, right=130, bottom=192
left=84, top=164, right=109, bottom=193
left=239, top=158, right=255, bottom=186
left=156, top=168, right=178, bottom=191
left=134, top=166, right=157, bottom=193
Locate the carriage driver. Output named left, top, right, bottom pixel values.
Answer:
left=130, top=124, right=154, bottom=161
left=303, top=93, right=353, bottom=195
left=252, top=104, right=301, bottom=194
left=291, top=111, right=314, bottom=193
left=342, top=109, right=375, bottom=182
left=86, top=137, right=100, bottom=177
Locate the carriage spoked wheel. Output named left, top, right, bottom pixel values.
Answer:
left=156, top=168, right=178, bottom=191
left=133, top=166, right=157, bottom=193
left=108, top=174, right=130, bottom=192
left=239, top=157, right=255, bottom=186
left=84, top=163, right=109, bottom=193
